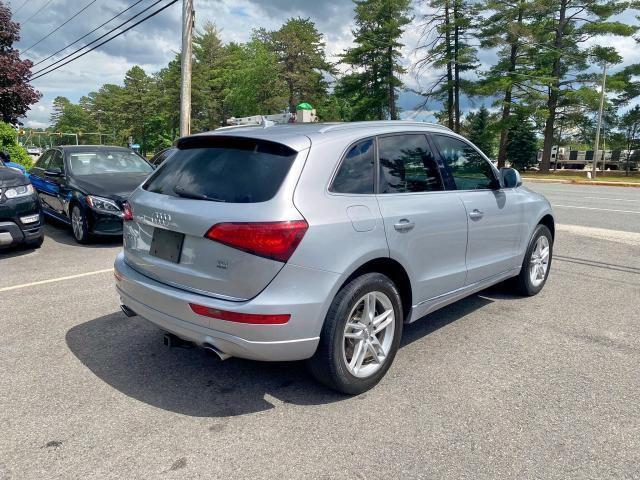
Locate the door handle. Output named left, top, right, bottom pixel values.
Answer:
left=468, top=209, right=484, bottom=219
left=394, top=219, right=415, bottom=232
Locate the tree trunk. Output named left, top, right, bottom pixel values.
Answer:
left=497, top=2, right=523, bottom=169
left=287, top=78, right=295, bottom=114
left=444, top=1, right=454, bottom=130
left=497, top=90, right=512, bottom=169
left=540, top=0, right=568, bottom=174
left=453, top=0, right=460, bottom=133
left=388, top=45, right=396, bottom=120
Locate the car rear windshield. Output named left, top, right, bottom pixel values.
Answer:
left=143, top=136, right=298, bottom=203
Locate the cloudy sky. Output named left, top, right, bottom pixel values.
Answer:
left=7, top=0, right=640, bottom=128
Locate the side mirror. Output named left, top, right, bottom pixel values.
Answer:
left=44, top=167, right=63, bottom=178
left=500, top=167, right=522, bottom=188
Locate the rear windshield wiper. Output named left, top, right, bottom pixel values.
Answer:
left=173, top=185, right=226, bottom=202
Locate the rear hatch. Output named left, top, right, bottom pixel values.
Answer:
left=123, top=134, right=308, bottom=301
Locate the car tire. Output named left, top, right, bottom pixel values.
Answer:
left=71, top=204, right=90, bottom=244
left=308, top=273, right=403, bottom=395
left=513, top=224, right=553, bottom=296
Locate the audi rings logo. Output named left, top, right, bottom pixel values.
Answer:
left=151, top=211, right=171, bottom=227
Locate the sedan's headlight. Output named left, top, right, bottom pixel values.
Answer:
left=4, top=184, right=34, bottom=199
left=86, top=195, right=122, bottom=216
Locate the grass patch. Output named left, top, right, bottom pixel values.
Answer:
left=522, top=172, right=640, bottom=184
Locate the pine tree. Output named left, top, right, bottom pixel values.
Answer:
left=338, top=0, right=412, bottom=120
left=506, top=111, right=538, bottom=170
left=415, top=0, right=477, bottom=131
left=192, top=22, right=227, bottom=131
left=465, top=106, right=495, bottom=157
left=537, top=0, right=636, bottom=173
left=476, top=0, right=541, bottom=168
left=262, top=18, right=333, bottom=113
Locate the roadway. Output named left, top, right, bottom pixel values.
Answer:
left=0, top=182, right=638, bottom=479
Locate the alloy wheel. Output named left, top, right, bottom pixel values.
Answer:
left=342, top=291, right=396, bottom=378
left=72, top=207, right=84, bottom=240
left=529, top=235, right=550, bottom=287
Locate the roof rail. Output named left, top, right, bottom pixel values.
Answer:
left=318, top=120, right=452, bottom=134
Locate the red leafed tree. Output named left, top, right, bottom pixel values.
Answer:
left=0, top=1, right=41, bottom=125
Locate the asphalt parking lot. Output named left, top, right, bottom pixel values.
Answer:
left=1, top=183, right=639, bottom=479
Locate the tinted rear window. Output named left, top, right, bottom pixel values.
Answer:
left=143, top=137, right=297, bottom=203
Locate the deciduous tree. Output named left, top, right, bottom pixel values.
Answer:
left=0, top=2, right=41, bottom=124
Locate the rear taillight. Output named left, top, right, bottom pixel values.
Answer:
left=189, top=303, right=290, bottom=325
left=122, top=202, right=133, bottom=221
left=205, top=220, right=308, bottom=263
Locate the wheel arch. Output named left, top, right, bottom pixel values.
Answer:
left=339, top=257, right=413, bottom=323
left=537, top=213, right=555, bottom=239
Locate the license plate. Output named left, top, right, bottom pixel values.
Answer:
left=150, top=228, right=185, bottom=263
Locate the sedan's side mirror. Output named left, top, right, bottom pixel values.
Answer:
left=500, top=167, right=522, bottom=188
left=44, top=167, right=63, bottom=178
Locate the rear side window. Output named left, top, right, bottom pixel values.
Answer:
left=331, top=138, right=374, bottom=194
left=433, top=135, right=496, bottom=190
left=144, top=137, right=297, bottom=203
left=378, top=134, right=443, bottom=193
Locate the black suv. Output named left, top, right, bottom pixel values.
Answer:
left=0, top=155, right=44, bottom=249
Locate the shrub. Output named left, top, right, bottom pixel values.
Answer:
left=0, top=121, right=33, bottom=168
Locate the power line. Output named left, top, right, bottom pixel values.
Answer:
left=30, top=0, right=178, bottom=81
left=12, top=0, right=29, bottom=16
left=20, top=0, right=55, bottom=26
left=23, top=0, right=100, bottom=54
left=31, top=0, right=167, bottom=75
left=31, top=0, right=146, bottom=67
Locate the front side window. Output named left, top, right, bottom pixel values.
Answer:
left=331, top=139, right=375, bottom=194
left=378, top=134, right=443, bottom=194
left=433, top=135, right=496, bottom=190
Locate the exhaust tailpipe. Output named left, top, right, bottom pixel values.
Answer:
left=120, top=305, right=137, bottom=317
left=163, top=333, right=193, bottom=349
left=203, top=343, right=232, bottom=361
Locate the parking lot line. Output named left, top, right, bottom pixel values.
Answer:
left=582, top=196, right=640, bottom=203
left=0, top=269, right=114, bottom=293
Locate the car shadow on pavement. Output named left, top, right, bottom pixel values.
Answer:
left=400, top=293, right=496, bottom=348
left=66, top=312, right=344, bottom=417
left=66, top=291, right=504, bottom=417
left=0, top=244, right=38, bottom=259
left=43, top=219, right=122, bottom=248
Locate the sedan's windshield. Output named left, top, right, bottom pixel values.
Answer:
left=68, top=150, right=152, bottom=176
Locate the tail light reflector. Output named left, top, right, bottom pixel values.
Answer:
left=205, top=220, right=308, bottom=262
left=189, top=304, right=290, bottom=325
left=123, top=201, right=133, bottom=221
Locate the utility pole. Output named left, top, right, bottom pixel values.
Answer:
left=592, top=62, right=607, bottom=180
left=179, top=0, right=194, bottom=137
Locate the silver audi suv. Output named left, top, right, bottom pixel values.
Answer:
left=114, top=121, right=554, bottom=394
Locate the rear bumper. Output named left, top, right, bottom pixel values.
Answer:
left=114, top=253, right=341, bottom=361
